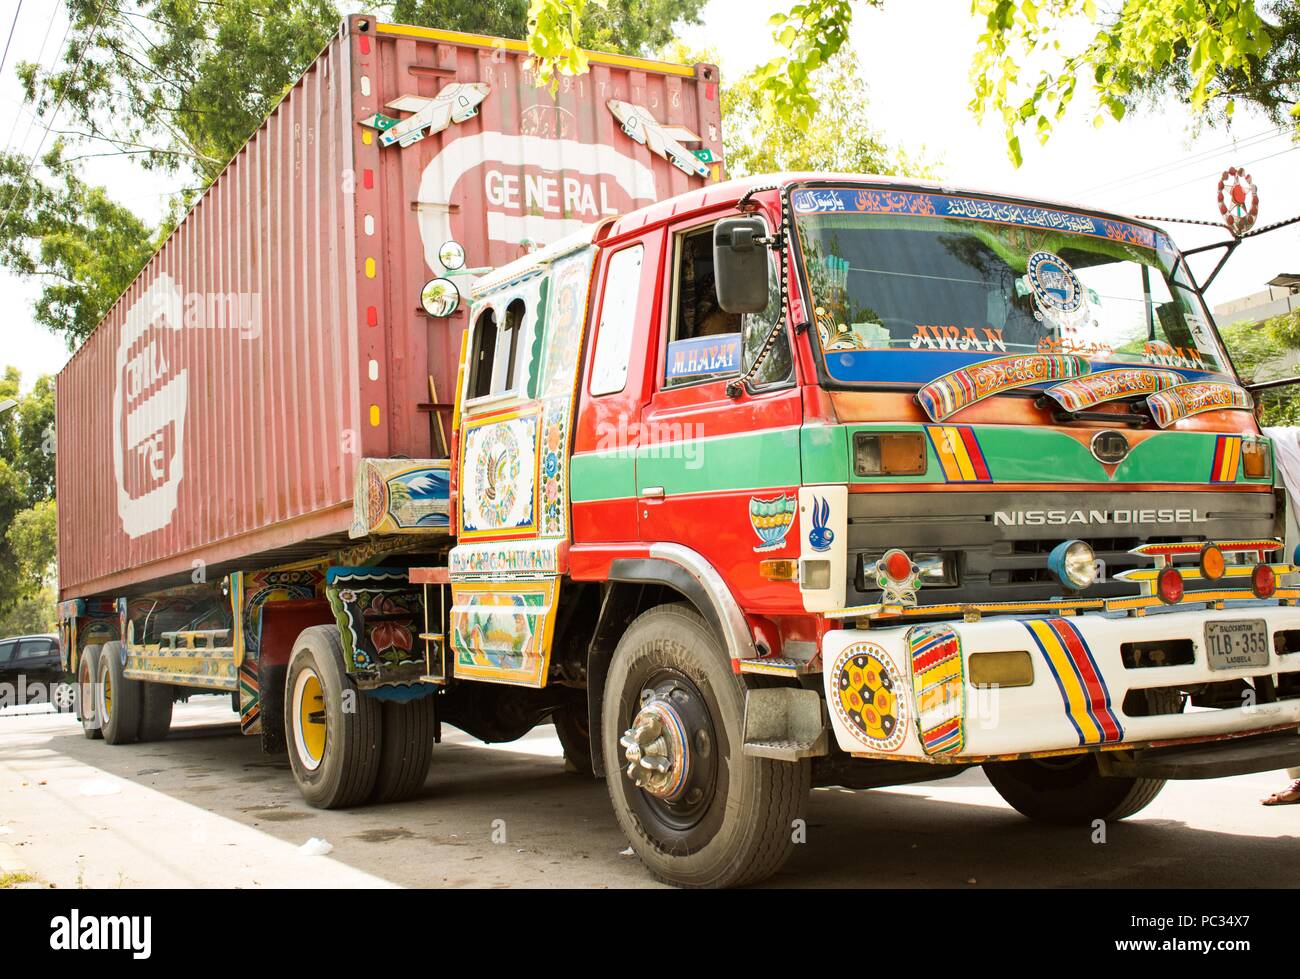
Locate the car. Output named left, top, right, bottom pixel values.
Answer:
left=0, top=633, right=72, bottom=711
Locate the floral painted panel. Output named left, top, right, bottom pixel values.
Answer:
left=450, top=578, right=559, bottom=688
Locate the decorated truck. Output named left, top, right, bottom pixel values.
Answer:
left=58, top=15, right=1300, bottom=889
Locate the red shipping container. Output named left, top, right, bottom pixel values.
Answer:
left=57, top=14, right=723, bottom=600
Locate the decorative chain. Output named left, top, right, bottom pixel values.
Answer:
left=726, top=190, right=794, bottom=399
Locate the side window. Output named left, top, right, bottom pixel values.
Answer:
left=665, top=223, right=792, bottom=388
left=591, top=245, right=645, bottom=396
left=16, top=640, right=53, bottom=660
left=0, top=641, right=14, bottom=664
left=741, top=259, right=793, bottom=386
left=500, top=299, right=526, bottom=392
left=665, top=226, right=743, bottom=387
left=468, top=308, right=498, bottom=400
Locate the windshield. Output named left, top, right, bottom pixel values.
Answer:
left=791, top=188, right=1230, bottom=386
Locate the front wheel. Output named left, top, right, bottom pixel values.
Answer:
left=983, top=687, right=1178, bottom=825
left=602, top=604, right=809, bottom=888
left=983, top=753, right=1166, bottom=824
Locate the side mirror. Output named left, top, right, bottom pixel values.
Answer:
left=713, top=217, right=769, bottom=314
left=420, top=277, right=461, bottom=317
left=438, top=240, right=466, bottom=271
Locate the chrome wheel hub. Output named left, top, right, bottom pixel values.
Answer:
left=620, top=695, right=689, bottom=801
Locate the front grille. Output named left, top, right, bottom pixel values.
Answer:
left=845, top=489, right=1279, bottom=605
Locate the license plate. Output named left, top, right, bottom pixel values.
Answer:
left=1204, top=619, right=1270, bottom=671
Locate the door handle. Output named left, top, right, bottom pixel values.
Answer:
left=640, top=486, right=665, bottom=499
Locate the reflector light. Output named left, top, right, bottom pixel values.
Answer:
left=854, top=432, right=927, bottom=476
left=1157, top=566, right=1184, bottom=604
left=1199, top=544, right=1226, bottom=581
left=1252, top=563, right=1276, bottom=599
left=968, top=650, right=1035, bottom=688
left=1242, top=439, right=1270, bottom=479
left=883, top=549, right=914, bottom=582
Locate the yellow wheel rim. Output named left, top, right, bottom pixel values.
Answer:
left=292, top=668, right=327, bottom=771
left=101, top=669, right=112, bottom=721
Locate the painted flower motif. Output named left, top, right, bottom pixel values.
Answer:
left=368, top=594, right=413, bottom=653
left=546, top=422, right=562, bottom=453
left=545, top=477, right=560, bottom=504
left=544, top=452, right=559, bottom=477
left=338, top=589, right=357, bottom=603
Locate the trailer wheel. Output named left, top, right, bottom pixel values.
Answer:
left=285, top=625, right=381, bottom=809
left=983, top=688, right=1182, bottom=825
left=553, top=704, right=594, bottom=777
left=77, top=645, right=103, bottom=740
left=371, top=696, right=435, bottom=804
left=602, top=603, right=809, bottom=888
left=97, top=641, right=141, bottom=746
left=137, top=683, right=174, bottom=742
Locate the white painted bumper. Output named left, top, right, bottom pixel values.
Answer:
left=822, top=604, right=1300, bottom=761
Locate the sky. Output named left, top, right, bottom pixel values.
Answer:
left=0, top=0, right=1295, bottom=389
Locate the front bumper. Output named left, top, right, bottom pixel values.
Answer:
left=822, top=602, right=1300, bottom=761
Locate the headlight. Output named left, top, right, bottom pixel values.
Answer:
left=1048, top=539, right=1097, bottom=590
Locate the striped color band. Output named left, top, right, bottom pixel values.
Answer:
left=1022, top=617, right=1124, bottom=747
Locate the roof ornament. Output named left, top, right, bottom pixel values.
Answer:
left=1217, top=167, right=1259, bottom=236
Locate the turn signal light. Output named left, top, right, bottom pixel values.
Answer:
left=1242, top=439, right=1271, bottom=479
left=968, top=650, right=1034, bottom=688
left=883, top=548, right=914, bottom=582
left=1252, top=563, right=1277, bottom=599
left=854, top=432, right=926, bottom=476
left=1199, top=544, right=1226, bottom=581
left=1157, top=566, right=1184, bottom=604
left=759, top=559, right=799, bottom=581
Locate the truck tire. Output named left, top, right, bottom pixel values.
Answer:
left=77, top=645, right=103, bottom=740
left=137, top=682, right=174, bottom=742
left=602, top=603, right=810, bottom=888
left=983, top=688, right=1181, bottom=825
left=285, top=625, right=381, bottom=809
left=259, top=663, right=287, bottom=754
left=553, top=703, right=594, bottom=777
left=983, top=753, right=1167, bottom=824
left=97, top=641, right=141, bottom=746
left=371, top=696, right=435, bottom=804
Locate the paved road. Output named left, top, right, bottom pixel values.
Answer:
left=0, top=696, right=1296, bottom=888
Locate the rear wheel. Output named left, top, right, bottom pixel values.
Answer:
left=602, top=604, right=809, bottom=888
left=77, top=646, right=102, bottom=740
left=97, top=641, right=141, bottom=745
left=285, top=625, right=381, bottom=809
left=371, top=695, right=435, bottom=804
left=137, top=682, right=174, bottom=742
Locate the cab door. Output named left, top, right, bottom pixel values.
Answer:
left=636, top=211, right=804, bottom=611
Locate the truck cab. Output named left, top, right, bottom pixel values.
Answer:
left=443, top=172, right=1300, bottom=885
